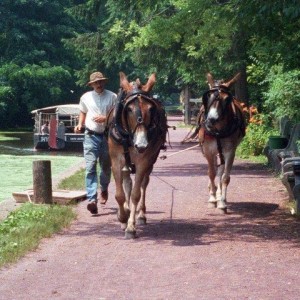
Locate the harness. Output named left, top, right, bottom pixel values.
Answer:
left=105, top=88, right=167, bottom=174
left=199, top=86, right=246, bottom=165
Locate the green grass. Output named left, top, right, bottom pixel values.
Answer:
left=0, top=202, right=76, bottom=268
left=236, top=154, right=268, bottom=164
left=58, top=168, right=85, bottom=190
left=0, top=136, right=20, bottom=141
left=0, top=155, right=84, bottom=203
left=0, top=154, right=83, bottom=268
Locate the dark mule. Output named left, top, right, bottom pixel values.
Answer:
left=106, top=72, right=168, bottom=238
left=197, top=73, right=246, bottom=213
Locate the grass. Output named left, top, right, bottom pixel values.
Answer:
left=58, top=167, right=85, bottom=190
left=0, top=136, right=20, bottom=141
left=0, top=202, right=76, bottom=268
left=236, top=154, right=268, bottom=164
left=0, top=155, right=84, bottom=268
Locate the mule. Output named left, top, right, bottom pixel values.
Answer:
left=198, top=73, right=246, bottom=213
left=106, top=72, right=168, bottom=238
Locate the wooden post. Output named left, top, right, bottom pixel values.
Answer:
left=184, top=85, right=191, bottom=125
left=33, top=160, right=53, bottom=204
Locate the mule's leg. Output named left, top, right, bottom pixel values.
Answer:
left=216, top=163, right=225, bottom=201
left=206, top=155, right=218, bottom=208
left=217, top=152, right=235, bottom=211
left=137, top=167, right=152, bottom=225
left=125, top=172, right=145, bottom=239
left=216, top=163, right=227, bottom=211
left=112, top=164, right=130, bottom=227
left=122, top=169, right=132, bottom=213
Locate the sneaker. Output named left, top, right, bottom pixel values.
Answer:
left=99, top=190, right=108, bottom=205
left=87, top=200, right=98, bottom=214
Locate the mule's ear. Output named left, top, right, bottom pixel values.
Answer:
left=119, top=72, right=131, bottom=91
left=142, top=73, right=156, bottom=93
left=206, top=73, right=215, bottom=89
left=223, top=73, right=241, bottom=89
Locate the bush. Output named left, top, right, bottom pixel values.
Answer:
left=237, top=113, right=278, bottom=157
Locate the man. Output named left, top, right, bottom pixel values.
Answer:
left=75, top=71, right=117, bottom=215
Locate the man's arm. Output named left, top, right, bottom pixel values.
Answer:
left=74, top=111, right=86, bottom=132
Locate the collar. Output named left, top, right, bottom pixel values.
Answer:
left=92, top=89, right=105, bottom=96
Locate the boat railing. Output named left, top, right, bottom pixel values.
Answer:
left=34, top=112, right=79, bottom=134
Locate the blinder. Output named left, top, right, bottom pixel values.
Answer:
left=202, top=86, right=233, bottom=119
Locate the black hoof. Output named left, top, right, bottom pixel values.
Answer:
left=218, top=207, right=227, bottom=214
left=125, top=230, right=136, bottom=239
left=137, top=217, right=147, bottom=225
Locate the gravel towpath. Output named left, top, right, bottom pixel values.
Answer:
left=1, top=117, right=300, bottom=300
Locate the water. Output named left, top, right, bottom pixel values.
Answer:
left=0, top=132, right=84, bottom=203
left=0, top=132, right=83, bottom=157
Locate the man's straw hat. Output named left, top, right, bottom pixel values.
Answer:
left=87, top=72, right=108, bottom=86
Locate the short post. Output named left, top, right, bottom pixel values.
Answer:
left=33, top=160, right=53, bottom=204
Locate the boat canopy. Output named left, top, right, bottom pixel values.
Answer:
left=31, top=104, right=80, bottom=115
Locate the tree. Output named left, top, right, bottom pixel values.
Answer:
left=0, top=0, right=84, bottom=128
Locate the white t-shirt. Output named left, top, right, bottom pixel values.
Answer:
left=79, top=89, right=117, bottom=133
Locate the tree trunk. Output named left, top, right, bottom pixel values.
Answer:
left=234, top=65, right=249, bottom=106
left=183, top=86, right=191, bottom=125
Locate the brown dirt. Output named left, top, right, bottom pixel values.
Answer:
left=1, top=116, right=300, bottom=300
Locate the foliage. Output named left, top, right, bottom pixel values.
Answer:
left=0, top=0, right=84, bottom=128
left=1, top=0, right=300, bottom=128
left=0, top=203, right=76, bottom=268
left=237, top=114, right=278, bottom=157
left=263, top=65, right=300, bottom=122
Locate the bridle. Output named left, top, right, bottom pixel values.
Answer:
left=107, top=87, right=165, bottom=173
left=202, top=86, right=239, bottom=139
left=122, top=91, right=159, bottom=140
left=200, top=85, right=243, bottom=165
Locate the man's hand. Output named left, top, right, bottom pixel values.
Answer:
left=74, top=125, right=82, bottom=133
left=93, top=115, right=106, bottom=123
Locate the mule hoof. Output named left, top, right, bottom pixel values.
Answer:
left=218, top=207, right=227, bottom=214
left=125, top=230, right=137, bottom=239
left=120, top=223, right=127, bottom=230
left=117, top=209, right=130, bottom=224
left=137, top=217, right=147, bottom=225
left=208, top=202, right=217, bottom=208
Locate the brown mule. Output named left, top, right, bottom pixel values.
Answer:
left=198, top=73, right=246, bottom=213
left=106, top=72, right=168, bottom=238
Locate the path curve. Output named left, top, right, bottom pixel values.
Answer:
left=1, top=117, right=300, bottom=300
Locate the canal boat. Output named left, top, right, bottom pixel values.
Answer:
left=31, top=104, right=84, bottom=150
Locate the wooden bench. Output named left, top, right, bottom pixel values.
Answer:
left=263, top=116, right=292, bottom=157
left=267, top=122, right=300, bottom=174
left=281, top=160, right=300, bottom=213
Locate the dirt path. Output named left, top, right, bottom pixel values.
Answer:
left=1, top=117, right=300, bottom=300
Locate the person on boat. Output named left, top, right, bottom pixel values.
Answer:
left=41, top=121, right=49, bottom=134
left=74, top=71, right=117, bottom=215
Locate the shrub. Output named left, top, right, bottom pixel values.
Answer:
left=237, top=113, right=278, bottom=157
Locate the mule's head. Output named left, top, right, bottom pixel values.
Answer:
left=203, top=73, right=240, bottom=132
left=119, top=72, right=156, bottom=153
